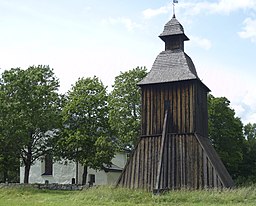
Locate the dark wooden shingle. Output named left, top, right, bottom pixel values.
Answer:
left=138, top=49, right=198, bottom=85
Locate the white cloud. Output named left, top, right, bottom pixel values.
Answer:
left=102, top=17, right=142, bottom=31
left=189, top=36, right=212, bottom=50
left=207, top=0, right=256, bottom=14
left=232, top=104, right=245, bottom=117
left=246, top=113, right=256, bottom=124
left=231, top=100, right=256, bottom=124
left=142, top=0, right=256, bottom=18
left=195, top=59, right=256, bottom=124
left=238, top=18, right=256, bottom=42
left=180, top=0, right=256, bottom=16
left=143, top=6, right=170, bottom=19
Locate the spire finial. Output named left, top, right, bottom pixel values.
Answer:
left=172, top=0, right=178, bottom=17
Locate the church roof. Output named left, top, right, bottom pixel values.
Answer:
left=138, top=49, right=199, bottom=85
left=103, top=163, right=123, bottom=172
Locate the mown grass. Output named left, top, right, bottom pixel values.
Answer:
left=0, top=186, right=256, bottom=206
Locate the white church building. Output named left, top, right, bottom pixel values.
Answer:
left=20, top=152, right=127, bottom=186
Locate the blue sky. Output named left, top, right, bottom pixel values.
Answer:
left=0, top=0, right=256, bottom=124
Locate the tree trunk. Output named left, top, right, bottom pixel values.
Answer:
left=24, top=164, right=31, bottom=184
left=24, top=147, right=32, bottom=184
left=3, top=168, right=8, bottom=183
left=82, top=166, right=88, bottom=185
left=3, top=155, right=8, bottom=183
left=76, top=161, right=79, bottom=185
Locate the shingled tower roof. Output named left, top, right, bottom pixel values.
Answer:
left=159, top=15, right=189, bottom=41
left=138, top=16, right=208, bottom=90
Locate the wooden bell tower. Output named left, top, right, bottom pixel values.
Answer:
left=117, top=16, right=234, bottom=191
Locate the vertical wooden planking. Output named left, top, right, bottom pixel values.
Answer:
left=217, top=176, right=221, bottom=188
left=213, top=167, right=217, bottom=188
left=208, top=160, right=213, bottom=188
left=156, top=89, right=161, bottom=134
left=179, top=135, right=183, bottom=188
left=203, top=89, right=208, bottom=137
left=196, top=139, right=200, bottom=189
left=135, top=141, right=140, bottom=188
left=167, top=135, right=172, bottom=188
left=186, top=135, right=191, bottom=188
left=151, top=136, right=155, bottom=190
left=123, top=160, right=127, bottom=187
left=164, top=134, right=168, bottom=188
left=127, top=149, right=134, bottom=188
left=141, top=89, right=145, bottom=135
left=173, top=85, right=177, bottom=133
left=176, top=135, right=180, bottom=188
left=150, top=88, right=153, bottom=134
left=139, top=138, right=144, bottom=189
left=184, top=135, right=187, bottom=188
left=177, top=87, right=181, bottom=132
left=198, top=86, right=203, bottom=135
left=169, top=84, right=173, bottom=132
left=181, top=87, right=186, bottom=133
left=148, top=137, right=152, bottom=191
left=129, top=148, right=135, bottom=189
left=185, top=85, right=190, bottom=133
left=154, top=136, right=158, bottom=188
left=153, top=88, right=156, bottom=134
left=190, top=84, right=195, bottom=133
left=195, top=138, right=199, bottom=189
left=157, top=134, right=162, bottom=188
left=145, top=137, right=149, bottom=189
left=124, top=149, right=131, bottom=188
left=153, top=136, right=157, bottom=188
left=191, top=136, right=195, bottom=189
left=198, top=147, right=203, bottom=189
left=171, top=135, right=175, bottom=189
left=194, top=83, right=198, bottom=134
left=203, top=150, right=207, bottom=189
left=142, top=88, right=146, bottom=135
left=148, top=88, right=151, bottom=135
left=146, top=88, right=150, bottom=135
left=180, top=135, right=184, bottom=187
left=176, top=135, right=179, bottom=189
left=160, top=87, right=165, bottom=131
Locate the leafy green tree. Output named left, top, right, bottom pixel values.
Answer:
left=208, top=94, right=245, bottom=178
left=244, top=123, right=256, bottom=142
left=0, top=66, right=61, bottom=183
left=57, top=76, right=115, bottom=184
left=108, top=67, right=147, bottom=150
left=238, top=123, right=256, bottom=183
left=0, top=80, right=20, bottom=182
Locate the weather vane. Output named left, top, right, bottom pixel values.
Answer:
left=173, top=0, right=178, bottom=17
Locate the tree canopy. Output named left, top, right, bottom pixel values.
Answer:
left=238, top=123, right=256, bottom=183
left=108, top=66, right=147, bottom=150
left=0, top=65, right=61, bottom=183
left=0, top=78, right=20, bottom=182
left=208, top=94, right=244, bottom=178
left=56, top=76, right=115, bottom=184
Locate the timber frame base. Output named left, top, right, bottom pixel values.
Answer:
left=116, top=115, right=234, bottom=191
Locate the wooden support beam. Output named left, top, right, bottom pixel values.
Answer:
left=154, top=109, right=169, bottom=193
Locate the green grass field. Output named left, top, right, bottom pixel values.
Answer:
left=0, top=186, right=256, bottom=206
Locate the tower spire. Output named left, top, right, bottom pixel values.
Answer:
left=172, top=0, right=178, bottom=17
